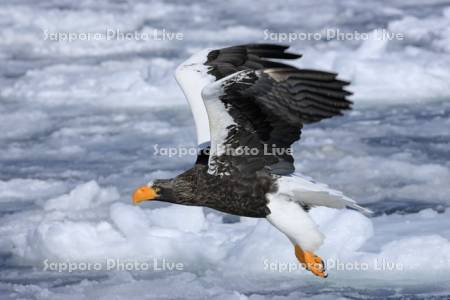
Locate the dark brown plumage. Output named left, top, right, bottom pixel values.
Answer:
left=153, top=164, right=275, bottom=217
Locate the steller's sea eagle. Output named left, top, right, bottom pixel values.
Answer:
left=132, top=44, right=371, bottom=278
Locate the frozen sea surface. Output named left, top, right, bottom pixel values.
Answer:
left=1, top=0, right=450, bottom=299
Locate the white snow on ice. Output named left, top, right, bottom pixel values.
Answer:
left=1, top=0, right=450, bottom=299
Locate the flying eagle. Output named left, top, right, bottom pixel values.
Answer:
left=132, top=44, right=370, bottom=278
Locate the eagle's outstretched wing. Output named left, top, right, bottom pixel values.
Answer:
left=201, top=63, right=352, bottom=176
left=175, top=44, right=303, bottom=162
left=205, top=44, right=302, bottom=79
left=175, top=44, right=351, bottom=171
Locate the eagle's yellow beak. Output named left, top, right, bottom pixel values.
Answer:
left=132, top=186, right=159, bottom=204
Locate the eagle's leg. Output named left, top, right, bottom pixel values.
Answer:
left=294, top=244, right=327, bottom=278
left=266, top=194, right=327, bottom=277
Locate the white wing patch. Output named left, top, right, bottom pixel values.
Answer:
left=175, top=48, right=214, bottom=148
left=201, top=70, right=257, bottom=176
left=201, top=75, right=237, bottom=176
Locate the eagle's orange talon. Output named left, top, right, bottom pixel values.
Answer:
left=294, top=245, right=327, bottom=278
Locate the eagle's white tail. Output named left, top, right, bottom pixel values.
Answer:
left=275, top=174, right=372, bottom=215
